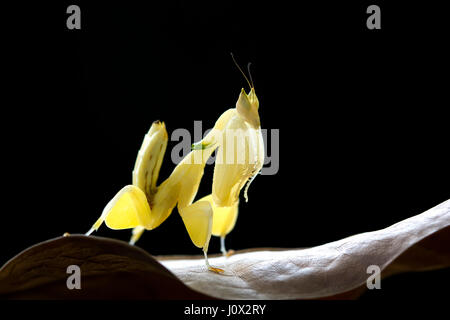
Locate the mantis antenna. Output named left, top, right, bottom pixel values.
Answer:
left=230, top=53, right=253, bottom=89
left=247, top=62, right=255, bottom=89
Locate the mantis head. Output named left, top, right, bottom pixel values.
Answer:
left=236, top=87, right=260, bottom=128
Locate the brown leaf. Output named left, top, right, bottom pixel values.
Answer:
left=0, top=199, right=448, bottom=299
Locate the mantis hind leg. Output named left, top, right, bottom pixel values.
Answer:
left=179, top=201, right=224, bottom=273
left=130, top=226, right=145, bottom=245
left=204, top=249, right=224, bottom=274
left=220, top=236, right=235, bottom=257
left=220, top=236, right=227, bottom=255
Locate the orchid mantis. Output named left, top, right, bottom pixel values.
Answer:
left=86, top=59, right=264, bottom=272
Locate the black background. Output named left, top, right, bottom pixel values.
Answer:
left=2, top=0, right=449, bottom=301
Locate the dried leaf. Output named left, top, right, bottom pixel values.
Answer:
left=159, top=199, right=450, bottom=299
left=0, top=236, right=211, bottom=299
left=0, top=199, right=448, bottom=300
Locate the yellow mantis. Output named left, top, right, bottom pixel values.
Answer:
left=86, top=57, right=264, bottom=272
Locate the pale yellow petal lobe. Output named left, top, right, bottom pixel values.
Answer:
left=199, top=194, right=239, bottom=237
left=102, top=185, right=152, bottom=230
left=179, top=201, right=213, bottom=248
